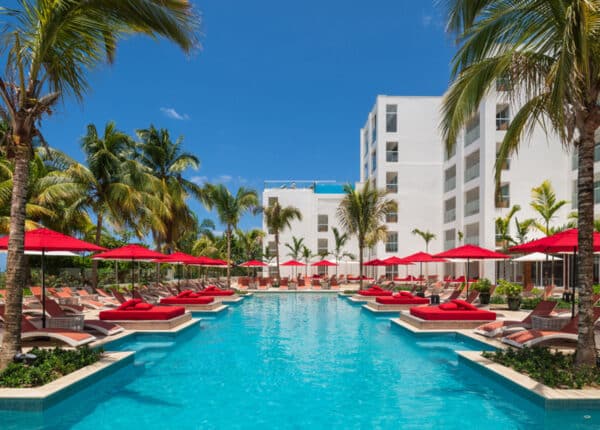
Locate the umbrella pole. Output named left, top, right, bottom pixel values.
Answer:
left=131, top=258, right=134, bottom=294
left=572, top=247, right=577, bottom=319
left=466, top=258, right=470, bottom=298
left=41, top=249, right=46, bottom=329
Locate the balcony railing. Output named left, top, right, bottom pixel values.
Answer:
left=495, top=198, right=510, bottom=208
left=386, top=151, right=398, bottom=162
left=464, top=125, right=480, bottom=146
left=444, top=176, right=456, bottom=192
left=444, top=208, right=456, bottom=223
left=385, top=243, right=398, bottom=253
left=464, top=163, right=480, bottom=182
left=465, top=200, right=480, bottom=216
left=444, top=240, right=456, bottom=251
left=465, top=235, right=479, bottom=245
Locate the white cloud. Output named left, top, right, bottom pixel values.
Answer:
left=218, top=175, right=233, bottom=183
left=190, top=175, right=208, bottom=185
left=160, top=107, right=190, bottom=121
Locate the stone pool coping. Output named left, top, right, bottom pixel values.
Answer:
left=246, top=289, right=340, bottom=293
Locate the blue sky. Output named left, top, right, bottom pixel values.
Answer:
left=37, top=0, right=455, bottom=233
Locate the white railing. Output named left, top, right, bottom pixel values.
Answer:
left=444, top=208, right=456, bottom=223
left=465, top=199, right=480, bottom=216
left=444, top=176, right=456, bottom=192
left=464, top=163, right=480, bottom=182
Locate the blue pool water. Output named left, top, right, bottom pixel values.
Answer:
left=2, top=294, right=599, bottom=429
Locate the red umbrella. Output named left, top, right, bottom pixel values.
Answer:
left=0, top=228, right=107, bottom=328
left=382, top=256, right=413, bottom=265
left=509, top=228, right=600, bottom=253
left=281, top=259, right=306, bottom=266
left=93, top=245, right=168, bottom=292
left=403, top=252, right=447, bottom=280
left=239, top=260, right=267, bottom=267
left=434, top=245, right=509, bottom=298
left=311, top=260, right=337, bottom=266
left=160, top=251, right=199, bottom=265
left=363, top=258, right=389, bottom=266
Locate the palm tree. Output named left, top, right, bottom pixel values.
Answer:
left=337, top=182, right=397, bottom=289
left=411, top=228, right=437, bottom=253
left=495, top=205, right=521, bottom=279
left=530, top=180, right=567, bottom=236
left=285, top=236, right=305, bottom=260
left=0, top=0, right=198, bottom=369
left=136, top=126, right=203, bottom=253
left=439, top=0, right=600, bottom=365
left=264, top=201, right=302, bottom=280
left=301, top=245, right=314, bottom=278
left=236, top=228, right=265, bottom=263
left=331, top=227, right=355, bottom=276
left=513, top=218, right=535, bottom=245
left=203, top=184, right=259, bottom=287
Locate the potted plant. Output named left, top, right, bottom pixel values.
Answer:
left=496, top=279, right=523, bottom=310
left=472, top=278, right=492, bottom=305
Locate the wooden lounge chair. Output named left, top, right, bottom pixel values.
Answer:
left=503, top=307, right=600, bottom=348
left=36, top=298, right=123, bottom=336
left=474, top=300, right=558, bottom=337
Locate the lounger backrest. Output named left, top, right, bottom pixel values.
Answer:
left=522, top=301, right=557, bottom=325
left=30, top=286, right=42, bottom=298
left=112, top=290, right=127, bottom=303
left=466, top=290, right=479, bottom=303
left=43, top=298, right=68, bottom=317
left=20, top=315, right=40, bottom=332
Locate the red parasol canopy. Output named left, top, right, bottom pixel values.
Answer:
left=363, top=258, right=389, bottom=266
left=403, top=252, right=447, bottom=263
left=509, top=228, right=600, bottom=253
left=311, top=260, right=337, bottom=267
left=93, top=244, right=168, bottom=261
left=281, top=259, right=306, bottom=266
left=382, top=256, right=413, bottom=265
left=160, top=251, right=200, bottom=265
left=434, top=244, right=509, bottom=260
left=0, top=228, right=106, bottom=252
left=239, top=260, right=267, bottom=267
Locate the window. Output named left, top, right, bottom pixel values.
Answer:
left=464, top=150, right=480, bottom=182
left=386, top=172, right=398, bottom=193
left=386, top=208, right=398, bottom=223
left=317, top=214, right=328, bottom=232
left=386, top=141, right=398, bottom=162
left=496, top=183, right=510, bottom=208
left=444, top=165, right=456, bottom=192
left=464, top=187, right=480, bottom=216
left=596, top=179, right=600, bottom=205
left=268, top=241, right=277, bottom=255
left=496, top=104, right=510, bottom=130
left=386, top=104, right=397, bottom=132
left=572, top=179, right=577, bottom=208
left=371, top=114, right=377, bottom=144
left=371, top=150, right=377, bottom=172
left=363, top=129, right=369, bottom=155
left=317, top=266, right=327, bottom=275
left=363, top=163, right=369, bottom=180
left=464, top=114, right=480, bottom=146
left=569, top=178, right=600, bottom=207
left=444, top=197, right=456, bottom=223
left=496, top=75, right=512, bottom=91
left=385, top=265, right=397, bottom=278
left=317, top=238, right=328, bottom=255
left=444, top=229, right=456, bottom=251
left=386, top=232, right=398, bottom=253
left=444, top=144, right=456, bottom=161
left=496, top=142, right=510, bottom=170
left=465, top=222, right=479, bottom=245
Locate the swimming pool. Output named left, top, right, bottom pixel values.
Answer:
left=1, top=294, right=599, bottom=429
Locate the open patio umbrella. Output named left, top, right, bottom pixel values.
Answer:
left=312, top=259, right=337, bottom=276
left=434, top=245, right=509, bottom=298
left=93, top=245, right=167, bottom=293
left=239, top=260, right=267, bottom=267
left=282, top=259, right=307, bottom=278
left=382, top=256, right=413, bottom=279
left=159, top=252, right=201, bottom=288
left=513, top=253, right=563, bottom=290
left=403, top=252, right=447, bottom=280
left=0, top=228, right=107, bottom=328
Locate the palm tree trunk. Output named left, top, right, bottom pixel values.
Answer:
left=0, top=148, right=30, bottom=370
left=226, top=227, right=232, bottom=288
left=358, top=238, right=364, bottom=290
left=575, top=129, right=597, bottom=366
left=91, top=212, right=103, bottom=289
left=275, top=231, right=281, bottom=281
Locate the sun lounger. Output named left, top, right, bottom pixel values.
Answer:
left=99, top=299, right=185, bottom=321
left=502, top=307, right=600, bottom=348
left=198, top=285, right=235, bottom=296
left=474, top=301, right=558, bottom=337
left=410, top=299, right=496, bottom=321
left=160, top=290, right=215, bottom=304
left=375, top=291, right=429, bottom=305
left=358, top=286, right=393, bottom=297
left=37, top=298, right=123, bottom=335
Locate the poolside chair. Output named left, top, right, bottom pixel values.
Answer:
left=330, top=277, right=339, bottom=289
left=502, top=307, right=600, bottom=348
left=280, top=278, right=289, bottom=290
left=238, top=277, right=250, bottom=290
left=474, top=300, right=558, bottom=337
left=297, top=278, right=306, bottom=289
left=258, top=277, right=268, bottom=290
left=465, top=290, right=479, bottom=304
left=0, top=305, right=96, bottom=347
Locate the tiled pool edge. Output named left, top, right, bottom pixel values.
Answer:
left=0, top=351, right=134, bottom=411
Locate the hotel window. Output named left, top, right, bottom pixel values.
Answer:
left=385, top=265, right=397, bottom=278
left=464, top=187, right=480, bottom=216
left=317, top=214, right=328, bottom=232
left=386, top=172, right=398, bottom=193
left=268, top=241, right=277, bottom=255
left=317, top=266, right=327, bottom=275
left=496, top=142, right=510, bottom=170
left=596, top=178, right=600, bottom=204
left=465, top=222, right=480, bottom=245
left=496, top=104, right=510, bottom=130
left=386, top=141, right=398, bottom=162
left=371, top=114, right=377, bottom=144
left=496, top=183, right=510, bottom=208
left=496, top=75, right=512, bottom=91
left=363, top=129, right=368, bottom=155
left=363, top=163, right=369, bottom=180
left=386, top=232, right=398, bottom=253
left=444, top=197, right=456, bottom=223
left=444, top=144, right=456, bottom=161
left=317, top=238, right=328, bottom=255
left=464, top=114, right=480, bottom=146
left=570, top=178, right=600, bottom=207
left=386, top=208, right=398, bottom=223
left=464, top=150, right=480, bottom=182
left=444, top=165, right=456, bottom=192
left=444, top=229, right=456, bottom=250
left=572, top=180, right=577, bottom=208
left=371, top=150, right=377, bottom=172
left=386, top=104, right=397, bottom=132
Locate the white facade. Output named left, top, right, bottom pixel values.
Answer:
left=261, top=181, right=359, bottom=278
left=360, top=96, right=444, bottom=277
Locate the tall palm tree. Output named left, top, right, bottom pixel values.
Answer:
left=439, top=0, right=600, bottom=365
left=236, top=228, right=265, bottom=262
left=285, top=236, right=305, bottom=260
left=301, top=245, right=314, bottom=278
left=514, top=217, right=536, bottom=245
left=0, top=0, right=199, bottom=369
left=136, top=126, right=203, bottom=253
left=411, top=228, right=436, bottom=253
left=331, top=227, right=355, bottom=276
left=337, top=182, right=397, bottom=289
left=530, top=180, right=568, bottom=236
left=203, top=184, right=259, bottom=287
left=264, top=201, right=302, bottom=280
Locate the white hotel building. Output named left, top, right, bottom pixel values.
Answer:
left=263, top=86, right=574, bottom=281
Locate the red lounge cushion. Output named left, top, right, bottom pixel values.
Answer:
left=376, top=296, right=429, bottom=305
left=204, top=286, right=217, bottom=291
left=100, top=306, right=185, bottom=320
left=188, top=293, right=201, bottom=298
left=410, top=306, right=496, bottom=321
left=439, top=303, right=459, bottom=310
left=117, top=298, right=142, bottom=310
left=160, top=296, right=214, bottom=305
left=452, top=299, right=478, bottom=311
left=199, top=289, right=235, bottom=296
left=134, top=303, right=153, bottom=310
left=358, top=290, right=393, bottom=296
left=398, top=291, right=413, bottom=297
left=177, top=290, right=194, bottom=298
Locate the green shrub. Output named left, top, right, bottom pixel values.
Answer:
left=393, top=285, right=412, bottom=292
left=521, top=297, right=542, bottom=310
left=530, top=287, right=543, bottom=297
left=0, top=347, right=103, bottom=388
left=482, top=347, right=600, bottom=389
left=472, top=278, right=492, bottom=293
left=594, top=285, right=600, bottom=295
left=489, top=295, right=506, bottom=304
left=495, top=279, right=523, bottom=298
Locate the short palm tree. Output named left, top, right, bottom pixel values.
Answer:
left=495, top=205, right=521, bottom=278
left=301, top=245, right=314, bottom=278
left=264, top=202, right=302, bottom=280
left=236, top=228, right=265, bottom=262
left=439, top=0, right=600, bottom=365
left=331, top=227, right=355, bottom=276
left=285, top=236, right=305, bottom=260
left=530, top=180, right=568, bottom=236
left=411, top=228, right=436, bottom=253
left=0, top=0, right=199, bottom=369
left=337, top=182, right=397, bottom=289
left=513, top=217, right=536, bottom=245
left=203, top=184, right=259, bottom=287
